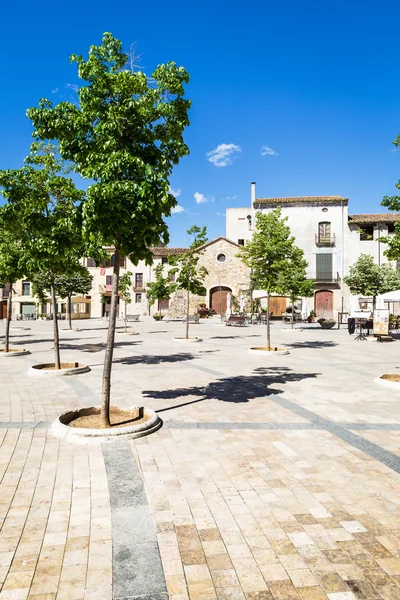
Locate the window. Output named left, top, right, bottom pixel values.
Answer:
left=110, top=254, right=125, bottom=268
left=135, top=273, right=144, bottom=288
left=318, top=222, right=331, bottom=241
left=360, top=225, right=374, bottom=241
left=316, top=254, right=333, bottom=281
left=162, top=257, right=168, bottom=264
left=135, top=293, right=142, bottom=303
left=388, top=223, right=396, bottom=234
left=217, top=253, right=226, bottom=262
left=169, top=272, right=175, bottom=282
left=106, top=275, right=112, bottom=287
left=86, top=258, right=96, bottom=268
left=238, top=239, right=244, bottom=246
left=22, top=281, right=30, bottom=296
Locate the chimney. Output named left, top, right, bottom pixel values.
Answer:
left=251, top=181, right=256, bottom=208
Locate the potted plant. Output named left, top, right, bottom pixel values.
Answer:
left=152, top=313, right=164, bottom=321
left=307, top=310, right=316, bottom=323
left=318, top=317, right=336, bottom=329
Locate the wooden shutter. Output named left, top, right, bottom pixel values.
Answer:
left=316, top=254, right=332, bottom=280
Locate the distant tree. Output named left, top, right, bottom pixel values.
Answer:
left=32, top=269, right=93, bottom=330
left=118, top=272, right=133, bottom=333
left=0, top=143, right=86, bottom=369
left=279, top=246, right=315, bottom=328
left=169, top=226, right=208, bottom=339
left=381, top=137, right=400, bottom=259
left=344, top=254, right=400, bottom=309
left=27, top=33, right=191, bottom=426
left=237, top=209, right=298, bottom=348
left=0, top=223, right=25, bottom=352
left=146, top=263, right=175, bottom=316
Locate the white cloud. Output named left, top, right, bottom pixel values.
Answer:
left=169, top=186, right=181, bottom=197
left=261, top=145, right=278, bottom=156
left=171, top=205, right=185, bottom=214
left=66, top=83, right=79, bottom=92
left=207, top=143, right=241, bottom=167
left=217, top=212, right=226, bottom=217
left=225, top=195, right=238, bottom=201
left=194, top=192, right=215, bottom=204
left=51, top=88, right=59, bottom=94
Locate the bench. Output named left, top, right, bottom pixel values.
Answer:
left=126, top=314, right=140, bottom=322
left=226, top=314, right=246, bottom=327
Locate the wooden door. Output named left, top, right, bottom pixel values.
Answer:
left=211, top=290, right=228, bottom=315
left=1, top=302, right=7, bottom=319
left=269, top=296, right=287, bottom=317
left=315, top=290, right=333, bottom=317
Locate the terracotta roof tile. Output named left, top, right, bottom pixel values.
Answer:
left=149, top=247, right=188, bottom=256
left=255, top=196, right=348, bottom=205
left=348, top=214, right=400, bottom=224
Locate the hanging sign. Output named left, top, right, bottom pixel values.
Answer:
left=373, top=309, right=389, bottom=335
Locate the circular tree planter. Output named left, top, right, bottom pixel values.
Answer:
left=51, top=405, right=162, bottom=442
left=0, top=349, right=31, bottom=357
left=172, top=337, right=203, bottom=343
left=281, top=328, right=303, bottom=333
left=319, top=322, right=336, bottom=329
left=249, top=346, right=290, bottom=355
left=374, top=374, right=400, bottom=390
left=117, top=330, right=139, bottom=336
left=60, top=328, right=81, bottom=332
left=10, top=326, right=31, bottom=331
left=28, top=362, right=90, bottom=376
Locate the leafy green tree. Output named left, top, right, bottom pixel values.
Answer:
left=0, top=224, right=25, bottom=352
left=237, top=209, right=298, bottom=348
left=169, top=226, right=208, bottom=339
left=118, top=271, right=133, bottom=333
left=146, top=263, right=175, bottom=316
left=0, top=143, right=86, bottom=369
left=32, top=269, right=93, bottom=330
left=27, top=33, right=191, bottom=426
left=279, top=246, right=314, bottom=328
left=344, top=254, right=400, bottom=309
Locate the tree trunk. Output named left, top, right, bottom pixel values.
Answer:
left=4, top=281, right=12, bottom=353
left=51, top=284, right=61, bottom=369
left=372, top=296, right=376, bottom=312
left=68, top=295, right=72, bottom=330
left=185, top=289, right=190, bottom=339
left=124, top=301, right=127, bottom=333
left=266, top=292, right=271, bottom=349
left=101, top=246, right=120, bottom=428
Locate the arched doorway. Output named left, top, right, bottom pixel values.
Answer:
left=210, top=286, right=232, bottom=315
left=315, top=290, right=333, bottom=317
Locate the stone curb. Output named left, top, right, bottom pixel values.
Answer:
left=28, top=363, right=90, bottom=376
left=51, top=406, right=162, bottom=443
left=0, top=349, right=31, bottom=357
left=172, top=337, right=203, bottom=343
left=374, top=375, right=400, bottom=390
left=248, top=347, right=290, bottom=355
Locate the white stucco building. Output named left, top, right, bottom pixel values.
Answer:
left=226, top=183, right=400, bottom=318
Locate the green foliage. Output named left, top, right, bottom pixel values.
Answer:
left=168, top=226, right=208, bottom=296
left=237, top=209, right=298, bottom=294
left=279, top=246, right=314, bottom=304
left=119, top=272, right=133, bottom=305
left=32, top=268, right=93, bottom=301
left=344, top=254, right=400, bottom=298
left=27, top=32, right=191, bottom=262
left=0, top=143, right=87, bottom=280
left=146, top=263, right=175, bottom=308
left=0, top=213, right=25, bottom=286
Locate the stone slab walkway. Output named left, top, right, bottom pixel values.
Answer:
left=0, top=318, right=400, bottom=599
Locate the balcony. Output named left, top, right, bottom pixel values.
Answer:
left=313, top=272, right=341, bottom=288
left=315, top=234, right=335, bottom=247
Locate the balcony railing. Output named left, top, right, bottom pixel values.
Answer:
left=315, top=234, right=335, bottom=247
left=313, top=272, right=341, bottom=285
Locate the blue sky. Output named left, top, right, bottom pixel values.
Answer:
left=1, top=0, right=400, bottom=247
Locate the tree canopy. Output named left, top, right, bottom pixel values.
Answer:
left=146, top=263, right=175, bottom=312
left=344, top=254, right=400, bottom=300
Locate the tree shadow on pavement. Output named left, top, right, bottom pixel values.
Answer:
left=114, top=352, right=196, bottom=365
left=59, top=340, right=142, bottom=353
left=284, top=341, right=338, bottom=349
left=143, top=366, right=320, bottom=412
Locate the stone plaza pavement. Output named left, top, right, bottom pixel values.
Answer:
left=1, top=318, right=400, bottom=600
